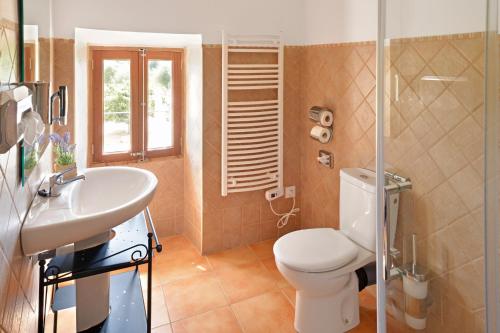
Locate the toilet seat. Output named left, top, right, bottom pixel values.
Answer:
left=273, top=228, right=359, bottom=273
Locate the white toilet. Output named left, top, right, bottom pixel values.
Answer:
left=274, top=168, right=377, bottom=333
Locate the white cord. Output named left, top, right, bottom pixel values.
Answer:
left=269, top=197, right=300, bottom=229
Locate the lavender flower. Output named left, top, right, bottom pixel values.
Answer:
left=49, top=133, right=61, bottom=144
left=50, top=132, right=75, bottom=166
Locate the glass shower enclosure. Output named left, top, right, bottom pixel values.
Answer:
left=375, top=0, right=498, bottom=332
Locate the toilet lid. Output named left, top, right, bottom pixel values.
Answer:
left=273, top=228, right=359, bottom=273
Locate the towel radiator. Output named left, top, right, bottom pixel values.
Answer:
left=221, top=32, right=284, bottom=196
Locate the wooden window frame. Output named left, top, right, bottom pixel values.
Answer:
left=89, top=47, right=183, bottom=164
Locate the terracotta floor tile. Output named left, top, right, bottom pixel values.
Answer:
left=151, top=303, right=171, bottom=328
left=261, top=257, right=291, bottom=288
left=249, top=239, right=276, bottom=260
left=49, top=236, right=377, bottom=332
left=359, top=289, right=377, bottom=310
left=353, top=290, right=377, bottom=332
left=207, top=246, right=258, bottom=270
left=232, top=291, right=296, bottom=333
left=350, top=318, right=377, bottom=333
left=280, top=287, right=296, bottom=307
left=154, top=253, right=212, bottom=285
left=142, top=285, right=166, bottom=307
left=142, top=285, right=171, bottom=327
left=170, top=307, right=243, bottom=333
left=152, top=324, right=173, bottom=333
left=215, top=261, right=277, bottom=303
left=163, top=273, right=228, bottom=321
left=44, top=308, right=76, bottom=333
left=156, top=244, right=202, bottom=265
left=139, top=265, right=162, bottom=288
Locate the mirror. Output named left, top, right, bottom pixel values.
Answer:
left=23, top=0, right=52, bottom=83
left=0, top=0, right=20, bottom=89
left=22, top=0, right=53, bottom=179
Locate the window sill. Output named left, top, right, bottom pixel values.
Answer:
left=88, top=153, right=183, bottom=168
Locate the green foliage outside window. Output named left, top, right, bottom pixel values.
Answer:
left=103, top=60, right=172, bottom=122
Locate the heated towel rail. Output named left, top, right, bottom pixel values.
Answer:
left=221, top=32, right=284, bottom=196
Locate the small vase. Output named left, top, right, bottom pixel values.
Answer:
left=53, top=162, right=77, bottom=178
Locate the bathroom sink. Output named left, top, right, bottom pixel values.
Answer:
left=21, top=166, right=158, bottom=256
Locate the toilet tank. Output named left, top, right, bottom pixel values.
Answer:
left=339, top=168, right=376, bottom=252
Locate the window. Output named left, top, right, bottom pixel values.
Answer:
left=90, top=48, right=183, bottom=163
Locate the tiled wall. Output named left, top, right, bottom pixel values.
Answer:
left=52, top=39, right=75, bottom=139
left=292, top=35, right=486, bottom=332
left=0, top=3, right=49, bottom=332
left=91, top=158, right=185, bottom=238
left=38, top=38, right=53, bottom=86
left=199, top=42, right=377, bottom=254
left=0, top=143, right=52, bottom=333
left=299, top=42, right=377, bottom=230
left=200, top=45, right=302, bottom=254
left=384, top=33, right=485, bottom=332
left=183, top=161, right=202, bottom=252
left=183, top=49, right=203, bottom=252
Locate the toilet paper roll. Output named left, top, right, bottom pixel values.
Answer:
left=310, top=126, right=332, bottom=144
left=309, top=106, right=334, bottom=127
left=319, top=111, right=333, bottom=127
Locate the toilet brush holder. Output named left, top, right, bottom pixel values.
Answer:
left=402, top=264, right=429, bottom=330
left=402, top=234, right=430, bottom=330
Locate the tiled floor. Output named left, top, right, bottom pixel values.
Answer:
left=45, top=235, right=377, bottom=333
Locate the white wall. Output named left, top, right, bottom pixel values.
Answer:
left=302, top=0, right=487, bottom=45
left=53, top=0, right=305, bottom=44
left=303, top=0, right=377, bottom=44
left=385, top=0, right=487, bottom=39
left=24, top=0, right=52, bottom=37
left=51, top=0, right=490, bottom=45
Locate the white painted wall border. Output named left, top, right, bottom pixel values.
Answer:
left=54, top=0, right=305, bottom=44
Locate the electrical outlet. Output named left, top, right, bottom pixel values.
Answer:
left=265, top=188, right=284, bottom=201
left=285, top=186, right=296, bottom=198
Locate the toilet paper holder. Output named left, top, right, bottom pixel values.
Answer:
left=309, top=106, right=334, bottom=144
left=309, top=106, right=334, bottom=127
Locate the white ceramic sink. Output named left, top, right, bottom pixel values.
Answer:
left=21, top=166, right=158, bottom=256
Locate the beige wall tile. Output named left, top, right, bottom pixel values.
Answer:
left=385, top=33, right=486, bottom=332
left=201, top=46, right=302, bottom=254
left=0, top=132, right=51, bottom=331
left=429, top=136, right=468, bottom=178
left=299, top=42, right=376, bottom=232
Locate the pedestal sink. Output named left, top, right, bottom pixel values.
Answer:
left=21, top=166, right=158, bottom=331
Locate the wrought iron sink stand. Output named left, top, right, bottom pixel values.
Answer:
left=36, top=207, right=162, bottom=333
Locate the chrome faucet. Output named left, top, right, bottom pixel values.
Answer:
left=38, top=166, right=85, bottom=197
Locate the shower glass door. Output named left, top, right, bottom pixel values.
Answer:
left=484, top=0, right=500, bottom=332
left=376, top=0, right=491, bottom=331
